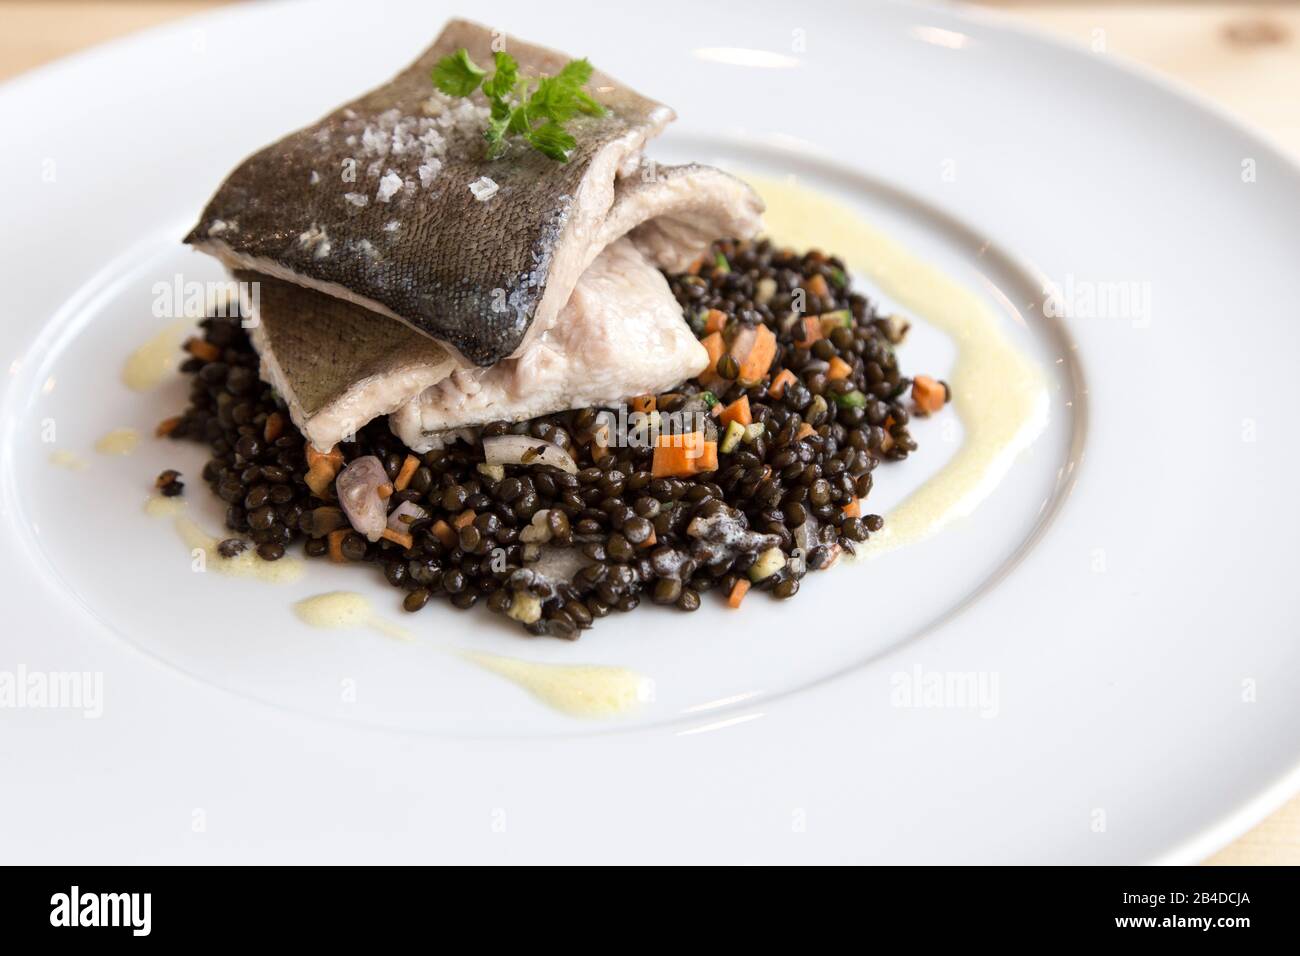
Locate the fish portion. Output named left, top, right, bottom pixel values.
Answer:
left=239, top=271, right=455, bottom=450
left=185, top=18, right=678, bottom=366
left=389, top=237, right=707, bottom=450
left=227, top=160, right=760, bottom=449
left=184, top=18, right=765, bottom=452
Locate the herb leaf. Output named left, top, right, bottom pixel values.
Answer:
left=431, top=47, right=606, bottom=162
left=432, top=48, right=487, bottom=98
left=526, top=122, right=578, bottom=162
left=481, top=51, right=518, bottom=102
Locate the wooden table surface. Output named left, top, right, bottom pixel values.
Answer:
left=2, top=0, right=1298, bottom=865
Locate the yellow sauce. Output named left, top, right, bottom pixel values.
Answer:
left=48, top=449, right=87, bottom=470
left=122, top=319, right=187, bottom=391
left=174, top=515, right=305, bottom=583
left=94, top=427, right=139, bottom=456
left=746, top=174, right=1049, bottom=555
left=461, top=651, right=652, bottom=718
left=293, top=591, right=411, bottom=640
left=143, top=494, right=185, bottom=517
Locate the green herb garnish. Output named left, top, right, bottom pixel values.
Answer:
left=432, top=48, right=606, bottom=162
left=834, top=390, right=867, bottom=409
left=713, top=252, right=731, bottom=273
left=699, top=391, right=720, bottom=408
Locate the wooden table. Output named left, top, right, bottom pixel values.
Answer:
left=2, top=0, right=1297, bottom=865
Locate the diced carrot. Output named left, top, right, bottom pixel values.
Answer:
left=912, top=375, right=947, bottom=414
left=686, top=256, right=705, bottom=276
left=880, top=431, right=895, bottom=453
left=263, top=411, right=285, bottom=443
left=155, top=415, right=182, bottom=437
left=842, top=499, right=861, bottom=518
left=452, top=509, right=476, bottom=530
left=735, top=325, right=777, bottom=385
left=694, top=440, right=718, bottom=473
left=327, top=529, right=349, bottom=563
left=718, top=395, right=752, bottom=429
left=727, top=579, right=751, bottom=608
left=431, top=519, right=457, bottom=549
left=304, top=461, right=335, bottom=499
left=381, top=527, right=414, bottom=550
left=640, top=528, right=657, bottom=548
left=827, top=356, right=852, bottom=381
left=652, top=432, right=717, bottom=477
left=651, top=444, right=689, bottom=478
left=393, top=454, right=420, bottom=492
left=185, top=337, right=220, bottom=362
left=796, top=315, right=823, bottom=346
left=768, top=369, right=796, bottom=399
left=805, top=274, right=830, bottom=299
left=377, top=482, right=394, bottom=500
left=704, top=309, right=728, bottom=334
left=630, top=394, right=656, bottom=415
left=795, top=422, right=816, bottom=441
left=700, top=331, right=725, bottom=375
left=306, top=444, right=344, bottom=470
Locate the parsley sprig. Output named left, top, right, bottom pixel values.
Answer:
left=432, top=48, right=606, bottom=162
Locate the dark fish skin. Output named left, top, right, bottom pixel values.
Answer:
left=185, top=19, right=671, bottom=366
left=237, top=269, right=452, bottom=450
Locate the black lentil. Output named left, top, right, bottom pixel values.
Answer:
left=163, top=238, right=939, bottom=636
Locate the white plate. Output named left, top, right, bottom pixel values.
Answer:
left=2, top=0, right=1299, bottom=863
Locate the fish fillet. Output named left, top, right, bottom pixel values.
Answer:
left=238, top=156, right=758, bottom=450
left=237, top=270, right=455, bottom=450
left=185, top=19, right=764, bottom=450
left=185, top=18, right=702, bottom=366
left=389, top=236, right=707, bottom=450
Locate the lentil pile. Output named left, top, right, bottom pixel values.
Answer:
left=160, top=237, right=943, bottom=638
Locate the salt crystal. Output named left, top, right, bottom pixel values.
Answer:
left=384, top=220, right=401, bottom=232
left=362, top=126, right=389, bottom=157
left=309, top=170, right=321, bottom=185
left=418, top=161, right=441, bottom=188
left=209, top=219, right=228, bottom=235
left=344, top=192, right=368, bottom=208
left=298, top=224, right=329, bottom=254
left=376, top=171, right=404, bottom=203
left=468, top=176, right=499, bottom=201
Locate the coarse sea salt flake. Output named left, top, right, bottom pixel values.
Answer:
left=376, top=171, right=404, bottom=203
left=344, top=192, right=368, bottom=208
left=309, top=170, right=321, bottom=185
left=418, top=161, right=442, bottom=188
left=298, top=224, right=329, bottom=253
left=469, top=177, right=499, bottom=201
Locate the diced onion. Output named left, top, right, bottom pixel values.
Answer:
left=482, top=434, right=578, bottom=474
left=336, top=455, right=390, bottom=541
left=387, top=500, right=428, bottom=534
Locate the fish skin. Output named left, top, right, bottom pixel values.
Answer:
left=238, top=270, right=456, bottom=450
left=185, top=19, right=673, bottom=367
left=238, top=162, right=763, bottom=450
